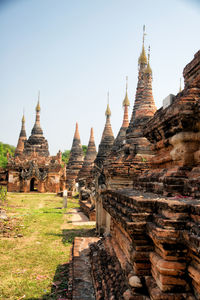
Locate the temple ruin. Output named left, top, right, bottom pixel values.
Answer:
left=7, top=100, right=66, bottom=193
left=1, top=24, right=200, bottom=300
left=87, top=46, right=200, bottom=299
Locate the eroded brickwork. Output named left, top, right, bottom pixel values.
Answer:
left=91, top=49, right=200, bottom=299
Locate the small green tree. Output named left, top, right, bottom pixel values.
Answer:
left=82, top=145, right=87, bottom=156
left=0, top=186, right=7, bottom=206
left=62, top=150, right=71, bottom=164
left=0, top=142, right=15, bottom=168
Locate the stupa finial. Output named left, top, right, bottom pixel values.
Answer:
left=145, top=45, right=152, bottom=74
left=138, top=25, right=147, bottom=65
left=179, top=78, right=182, bottom=93
left=36, top=91, right=40, bottom=112
left=123, top=76, right=130, bottom=107
left=105, top=91, right=111, bottom=116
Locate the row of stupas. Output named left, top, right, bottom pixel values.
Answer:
left=68, top=31, right=200, bottom=300
left=7, top=25, right=156, bottom=198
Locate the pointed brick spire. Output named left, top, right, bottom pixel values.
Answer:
left=101, top=92, right=114, bottom=140
left=15, top=113, right=27, bottom=157
left=31, top=92, right=43, bottom=136
left=78, top=127, right=97, bottom=181
left=95, top=99, right=114, bottom=168
left=23, top=94, right=49, bottom=157
left=122, top=76, right=130, bottom=128
left=66, top=122, right=84, bottom=191
left=127, top=31, right=156, bottom=137
left=111, top=78, right=130, bottom=154
left=74, top=122, right=80, bottom=140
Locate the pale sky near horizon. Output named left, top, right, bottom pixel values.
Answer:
left=0, top=0, right=199, bottom=155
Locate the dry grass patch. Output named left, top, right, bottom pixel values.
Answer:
left=0, top=193, right=95, bottom=299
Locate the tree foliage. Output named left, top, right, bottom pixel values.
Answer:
left=0, top=186, right=7, bottom=206
left=0, top=142, right=15, bottom=168
left=62, top=145, right=87, bottom=165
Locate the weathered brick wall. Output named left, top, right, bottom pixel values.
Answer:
left=91, top=50, right=200, bottom=299
left=98, top=189, right=200, bottom=299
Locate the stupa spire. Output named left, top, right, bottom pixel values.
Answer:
left=78, top=127, right=97, bottom=181
left=23, top=93, right=49, bottom=157
left=31, top=92, right=43, bottom=136
left=36, top=91, right=40, bottom=112
left=89, top=127, right=95, bottom=144
left=105, top=92, right=111, bottom=116
left=122, top=76, right=130, bottom=128
left=127, top=27, right=156, bottom=137
left=145, top=46, right=152, bottom=75
left=66, top=122, right=84, bottom=192
left=74, top=122, right=81, bottom=140
left=102, top=94, right=114, bottom=140
left=109, top=78, right=130, bottom=154
left=94, top=96, right=114, bottom=168
left=179, top=78, right=182, bottom=93
left=138, top=25, right=147, bottom=66
left=15, top=112, right=27, bottom=157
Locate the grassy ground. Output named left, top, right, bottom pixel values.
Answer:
left=0, top=193, right=95, bottom=300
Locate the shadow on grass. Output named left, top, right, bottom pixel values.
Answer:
left=26, top=263, right=70, bottom=300
left=46, top=227, right=96, bottom=245
left=26, top=227, right=96, bottom=300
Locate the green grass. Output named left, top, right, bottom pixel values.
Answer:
left=0, top=193, right=95, bottom=299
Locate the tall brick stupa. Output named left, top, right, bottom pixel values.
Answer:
left=78, top=128, right=97, bottom=220
left=94, top=94, right=115, bottom=170
left=78, top=127, right=97, bottom=182
left=23, top=98, right=49, bottom=157
left=105, top=26, right=157, bottom=189
left=66, top=122, right=84, bottom=195
left=15, top=113, right=27, bottom=157
left=110, top=77, right=130, bottom=154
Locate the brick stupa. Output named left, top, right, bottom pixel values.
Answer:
left=107, top=77, right=130, bottom=155
left=78, top=127, right=97, bottom=182
left=94, top=97, right=115, bottom=233
left=15, top=114, right=27, bottom=157
left=105, top=27, right=157, bottom=189
left=66, top=122, right=84, bottom=195
left=78, top=127, right=97, bottom=220
left=94, top=95, right=115, bottom=170
left=91, top=50, right=200, bottom=300
left=23, top=99, right=49, bottom=157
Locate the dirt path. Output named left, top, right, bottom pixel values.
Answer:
left=61, top=208, right=95, bottom=230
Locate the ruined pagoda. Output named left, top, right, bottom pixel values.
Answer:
left=89, top=49, right=200, bottom=300
left=24, top=96, right=49, bottom=157
left=94, top=93, right=115, bottom=170
left=105, top=26, right=157, bottom=189
left=78, top=127, right=97, bottom=183
left=7, top=95, right=65, bottom=193
left=66, top=122, right=84, bottom=195
left=94, top=96, right=115, bottom=234
left=104, top=77, right=131, bottom=188
left=108, top=77, right=130, bottom=155
left=78, top=127, right=97, bottom=220
left=15, top=113, right=27, bottom=157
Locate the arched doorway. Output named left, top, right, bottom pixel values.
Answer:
left=30, top=178, right=38, bottom=192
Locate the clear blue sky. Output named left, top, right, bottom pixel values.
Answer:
left=0, top=0, right=199, bottom=154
